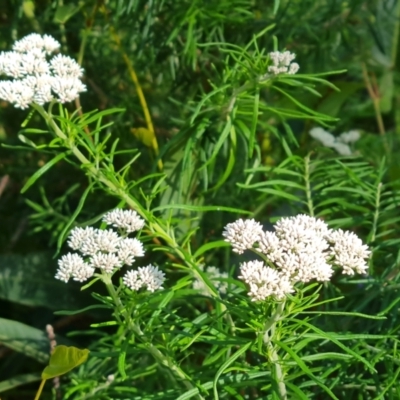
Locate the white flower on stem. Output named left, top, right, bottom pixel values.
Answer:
left=89, top=253, right=121, bottom=273
left=0, top=79, right=35, bottom=109
left=20, top=52, right=49, bottom=76
left=69, top=227, right=120, bottom=256
left=12, top=33, right=60, bottom=54
left=309, top=127, right=360, bottom=156
left=266, top=215, right=332, bottom=282
left=0, top=33, right=85, bottom=108
left=93, top=229, right=121, bottom=253
left=67, top=227, right=97, bottom=251
left=103, top=209, right=145, bottom=233
left=117, top=237, right=145, bottom=266
left=224, top=214, right=370, bottom=301
left=239, top=260, right=294, bottom=301
left=122, top=270, right=141, bottom=290
left=192, top=265, right=229, bottom=295
left=338, top=130, right=360, bottom=144
left=32, top=75, right=54, bottom=104
left=0, top=51, right=24, bottom=78
left=327, top=229, right=370, bottom=275
left=331, top=142, right=352, bottom=156
left=222, top=218, right=263, bottom=254
left=72, top=264, right=96, bottom=282
left=268, top=51, right=299, bottom=76
left=49, top=54, right=83, bottom=78
left=55, top=253, right=94, bottom=283
left=123, top=265, right=165, bottom=292
left=50, top=77, right=87, bottom=103
left=309, top=127, right=336, bottom=147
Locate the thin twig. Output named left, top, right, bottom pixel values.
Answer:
left=361, top=63, right=390, bottom=154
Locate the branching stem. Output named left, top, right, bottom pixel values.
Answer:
left=263, top=301, right=287, bottom=400
left=304, top=154, right=314, bottom=216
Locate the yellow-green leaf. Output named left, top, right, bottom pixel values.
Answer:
left=41, top=345, right=89, bottom=379
left=131, top=127, right=154, bottom=147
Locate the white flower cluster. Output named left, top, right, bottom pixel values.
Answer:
left=0, top=33, right=86, bottom=109
left=223, top=215, right=370, bottom=301
left=192, top=265, right=229, bottom=296
left=268, top=51, right=299, bottom=75
left=123, top=265, right=165, bottom=292
left=309, top=127, right=360, bottom=156
left=102, top=208, right=145, bottom=233
left=55, top=209, right=165, bottom=293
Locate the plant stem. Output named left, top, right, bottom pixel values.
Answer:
left=101, top=273, right=202, bottom=397
left=34, top=103, right=206, bottom=398
left=361, top=63, right=390, bottom=155
left=369, top=182, right=382, bottom=244
left=33, top=379, right=46, bottom=400
left=304, top=154, right=314, bottom=217
left=34, top=104, right=221, bottom=303
left=263, top=302, right=287, bottom=400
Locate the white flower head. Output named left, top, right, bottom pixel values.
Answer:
left=239, top=260, right=294, bottom=301
left=224, top=214, right=370, bottom=301
left=332, top=142, right=352, bottom=156
left=13, top=33, right=60, bottom=54
left=55, top=253, right=94, bottom=283
left=328, top=229, right=370, bottom=275
left=50, top=77, right=86, bottom=103
left=0, top=34, right=85, bottom=108
left=94, top=229, right=121, bottom=253
left=338, top=130, right=361, bottom=144
left=50, top=54, right=83, bottom=78
left=89, top=253, right=121, bottom=273
left=67, top=226, right=97, bottom=251
left=223, top=218, right=263, bottom=254
left=123, top=265, right=165, bottom=292
left=103, top=209, right=145, bottom=233
left=309, top=127, right=336, bottom=147
left=58, top=214, right=149, bottom=282
left=117, top=237, right=145, bottom=266
left=268, top=51, right=299, bottom=76
left=310, top=127, right=360, bottom=156
left=192, top=265, right=229, bottom=296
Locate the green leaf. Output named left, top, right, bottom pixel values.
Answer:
left=53, top=4, right=81, bottom=23
left=194, top=240, right=230, bottom=258
left=0, top=252, right=90, bottom=310
left=21, top=152, right=69, bottom=193
left=0, top=373, right=41, bottom=393
left=0, top=318, right=50, bottom=363
left=379, top=70, right=394, bottom=113
left=275, top=340, right=339, bottom=400
left=42, top=345, right=89, bottom=379
left=213, top=341, right=252, bottom=399
left=152, top=204, right=251, bottom=214
left=56, top=182, right=95, bottom=252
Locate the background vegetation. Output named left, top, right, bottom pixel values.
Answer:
left=0, top=0, right=399, bottom=399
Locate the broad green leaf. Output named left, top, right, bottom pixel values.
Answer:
left=42, top=345, right=89, bottom=379
left=53, top=4, right=81, bottom=23
left=0, top=373, right=41, bottom=393
left=0, top=252, right=89, bottom=310
left=0, top=318, right=50, bottom=363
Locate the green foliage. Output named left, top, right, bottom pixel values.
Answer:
left=0, top=0, right=399, bottom=400
left=42, top=346, right=89, bottom=379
